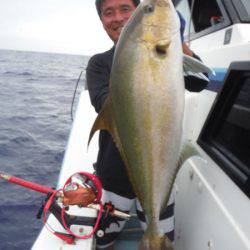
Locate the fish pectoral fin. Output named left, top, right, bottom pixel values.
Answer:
left=88, top=97, right=123, bottom=153
left=183, top=54, right=215, bottom=76
left=183, top=71, right=210, bottom=82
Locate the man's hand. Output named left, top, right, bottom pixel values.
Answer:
left=62, top=187, right=96, bottom=207
left=183, top=42, right=194, bottom=57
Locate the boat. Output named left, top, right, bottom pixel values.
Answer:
left=33, top=0, right=250, bottom=249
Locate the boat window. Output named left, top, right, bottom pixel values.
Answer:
left=188, top=0, right=223, bottom=32
left=198, top=62, right=250, bottom=198
left=241, top=0, right=250, bottom=12
left=176, top=0, right=230, bottom=40
left=239, top=0, right=250, bottom=17
left=232, top=0, right=250, bottom=22
left=214, top=78, right=250, bottom=169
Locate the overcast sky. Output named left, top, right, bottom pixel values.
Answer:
left=0, top=0, right=113, bottom=56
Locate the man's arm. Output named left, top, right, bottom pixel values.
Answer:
left=177, top=11, right=209, bottom=92
left=86, top=54, right=111, bottom=113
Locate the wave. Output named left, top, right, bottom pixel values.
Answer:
left=19, top=72, right=33, bottom=76
left=54, top=150, right=64, bottom=163
left=3, top=71, right=16, bottom=75
left=39, top=149, right=64, bottom=165
left=0, top=146, right=13, bottom=157
left=0, top=203, right=38, bottom=211
left=9, top=135, right=36, bottom=147
left=3, top=71, right=33, bottom=76
left=9, top=115, right=36, bottom=123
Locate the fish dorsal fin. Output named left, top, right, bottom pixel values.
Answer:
left=88, top=97, right=123, bottom=154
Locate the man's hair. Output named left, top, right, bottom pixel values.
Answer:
left=95, top=0, right=140, bottom=17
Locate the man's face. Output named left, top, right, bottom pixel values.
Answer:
left=100, top=0, right=136, bottom=44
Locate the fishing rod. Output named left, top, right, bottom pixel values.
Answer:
left=0, top=171, right=130, bottom=244
left=0, top=172, right=54, bottom=194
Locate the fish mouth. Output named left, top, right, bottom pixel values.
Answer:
left=155, top=40, right=170, bottom=56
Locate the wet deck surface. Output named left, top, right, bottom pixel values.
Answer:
left=115, top=240, right=139, bottom=250
left=115, top=212, right=143, bottom=249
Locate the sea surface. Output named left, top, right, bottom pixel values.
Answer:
left=0, top=49, right=89, bottom=249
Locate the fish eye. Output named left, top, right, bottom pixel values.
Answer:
left=144, top=4, right=155, bottom=14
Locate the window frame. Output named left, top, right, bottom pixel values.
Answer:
left=198, top=61, right=250, bottom=198
left=184, top=0, right=231, bottom=41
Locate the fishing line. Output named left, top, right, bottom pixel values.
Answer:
left=71, top=70, right=84, bottom=122
left=43, top=189, right=62, bottom=233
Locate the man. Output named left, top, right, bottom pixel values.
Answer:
left=85, top=0, right=207, bottom=249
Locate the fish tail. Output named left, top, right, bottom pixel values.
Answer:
left=139, top=232, right=173, bottom=250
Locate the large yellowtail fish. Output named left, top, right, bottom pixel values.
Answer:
left=89, top=0, right=186, bottom=249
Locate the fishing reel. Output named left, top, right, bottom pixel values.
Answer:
left=37, top=172, right=130, bottom=244
left=63, top=172, right=102, bottom=205
left=38, top=172, right=103, bottom=243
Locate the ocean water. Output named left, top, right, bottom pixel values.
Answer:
left=0, top=49, right=89, bottom=249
